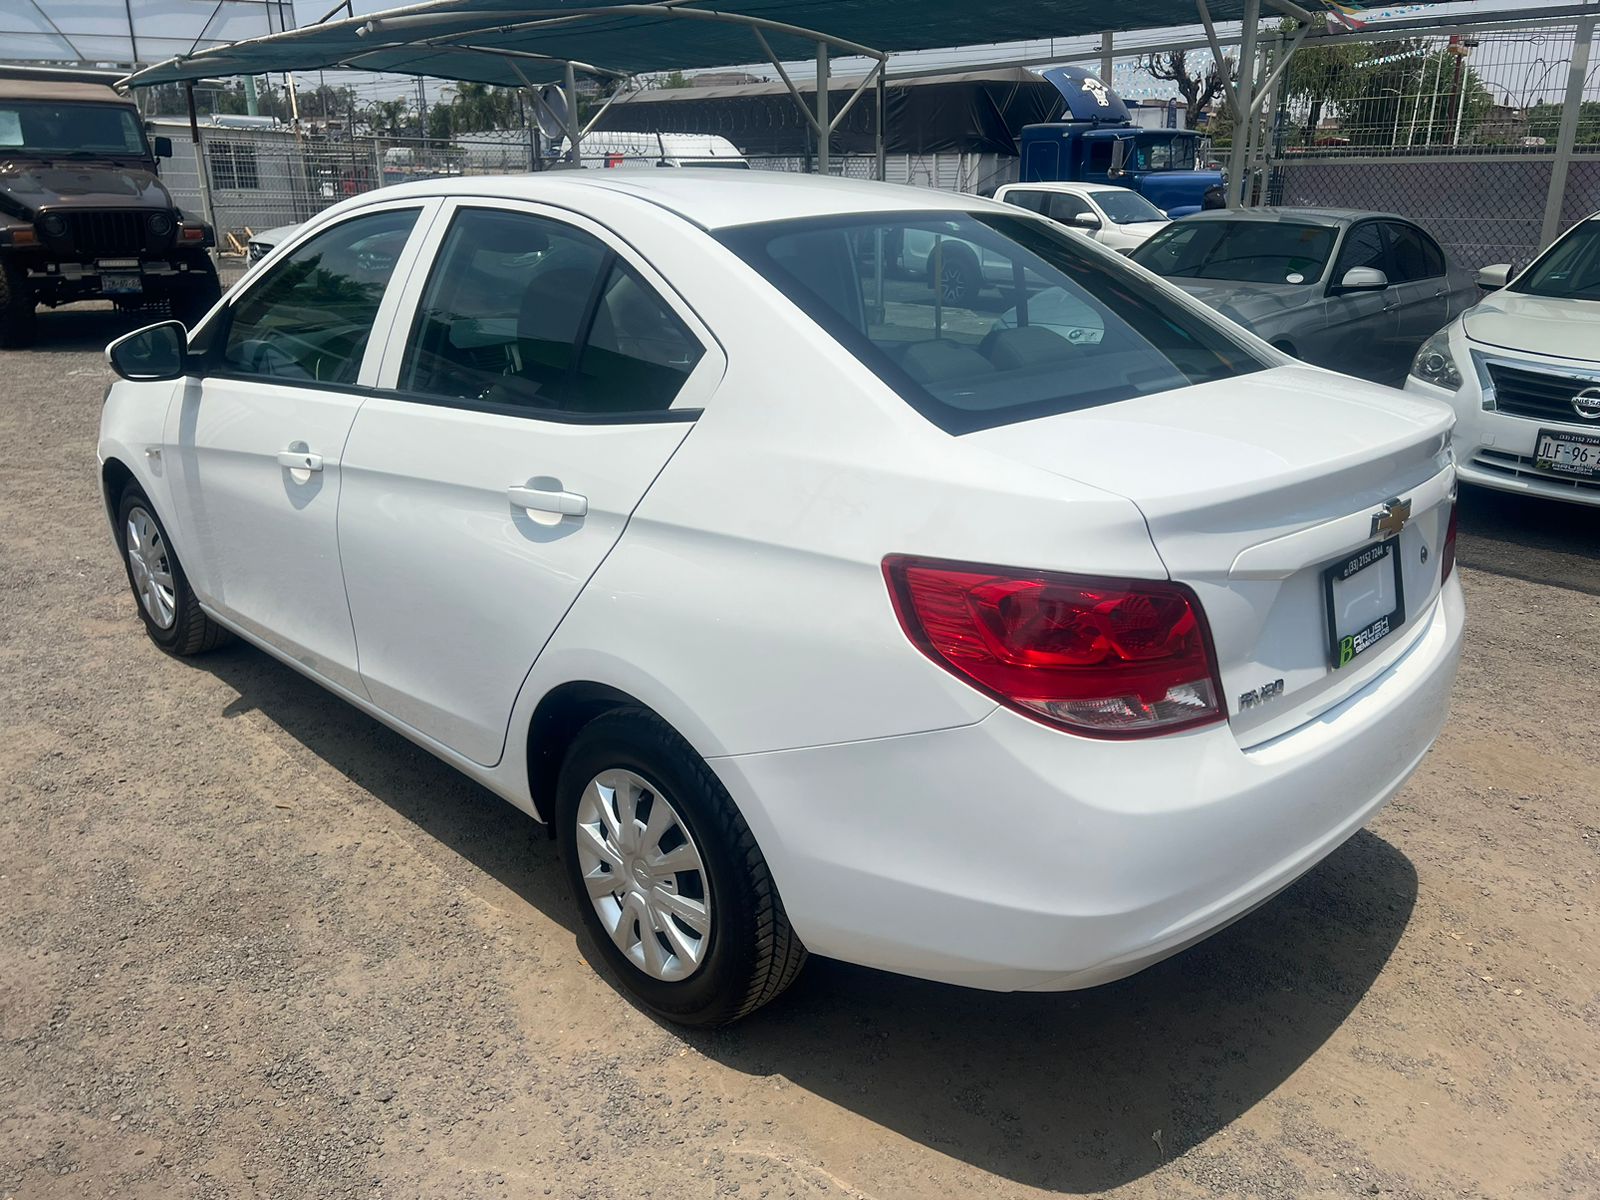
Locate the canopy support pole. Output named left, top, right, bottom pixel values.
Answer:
left=753, top=28, right=824, bottom=136
left=563, top=60, right=580, bottom=164
left=816, top=42, right=830, bottom=175
left=1226, top=0, right=1259, bottom=207
left=875, top=67, right=886, bottom=181
left=1541, top=14, right=1594, bottom=248
left=184, top=82, right=217, bottom=256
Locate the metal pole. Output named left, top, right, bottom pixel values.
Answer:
left=1227, top=0, right=1260, bottom=206
left=815, top=42, right=830, bottom=175
left=1541, top=15, right=1594, bottom=248
left=875, top=65, right=887, bottom=181
left=1423, top=52, right=1445, bottom=145
left=564, top=61, right=580, bottom=165
left=185, top=82, right=217, bottom=258
left=244, top=74, right=260, bottom=116
left=1100, top=29, right=1113, bottom=82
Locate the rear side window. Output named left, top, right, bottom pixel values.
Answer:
left=221, top=207, right=419, bottom=384
left=402, top=207, right=702, bottom=416
left=1384, top=222, right=1446, bottom=281
left=719, top=211, right=1265, bottom=435
left=1003, top=189, right=1048, bottom=214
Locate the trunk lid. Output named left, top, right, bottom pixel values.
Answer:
left=965, top=364, right=1456, bottom=746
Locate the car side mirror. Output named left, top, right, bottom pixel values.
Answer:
left=1108, top=139, right=1128, bottom=178
left=1337, top=266, right=1389, bottom=292
left=107, top=321, right=188, bottom=382
left=152, top=136, right=173, bottom=158
left=1072, top=211, right=1103, bottom=230
left=1476, top=263, right=1511, bottom=290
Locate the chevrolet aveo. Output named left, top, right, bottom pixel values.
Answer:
left=99, top=173, right=1464, bottom=1025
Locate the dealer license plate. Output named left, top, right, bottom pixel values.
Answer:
left=1534, top=428, right=1600, bottom=478
left=100, top=271, right=143, bottom=295
left=1323, top=538, right=1406, bottom=670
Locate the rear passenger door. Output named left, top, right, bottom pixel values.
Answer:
left=336, top=200, right=723, bottom=767
left=1380, top=221, right=1451, bottom=379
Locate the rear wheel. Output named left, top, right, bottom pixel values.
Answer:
left=557, top=709, right=805, bottom=1026
left=169, top=252, right=222, bottom=330
left=934, top=246, right=980, bottom=306
left=0, top=258, right=36, bottom=348
left=115, top=484, right=230, bottom=656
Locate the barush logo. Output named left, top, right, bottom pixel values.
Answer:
left=1340, top=616, right=1391, bottom=666
left=1081, top=76, right=1112, bottom=107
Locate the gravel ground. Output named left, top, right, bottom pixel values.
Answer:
left=2, top=305, right=1597, bottom=1200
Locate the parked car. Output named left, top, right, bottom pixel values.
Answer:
left=994, top=180, right=1170, bottom=252
left=1405, top=211, right=1600, bottom=506
left=0, top=67, right=219, bottom=345
left=246, top=222, right=298, bottom=264
left=99, top=172, right=1464, bottom=1026
left=1128, top=208, right=1479, bottom=384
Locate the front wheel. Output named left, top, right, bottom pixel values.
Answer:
left=0, top=258, right=36, bottom=348
left=558, top=709, right=806, bottom=1026
left=115, top=484, right=230, bottom=656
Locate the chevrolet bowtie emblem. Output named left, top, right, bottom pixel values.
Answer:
left=1370, top=496, right=1412, bottom=539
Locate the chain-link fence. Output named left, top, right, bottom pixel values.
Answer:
left=1265, top=21, right=1599, bottom=269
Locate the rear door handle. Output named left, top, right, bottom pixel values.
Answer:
left=508, top=485, right=587, bottom=517
left=277, top=450, right=324, bottom=472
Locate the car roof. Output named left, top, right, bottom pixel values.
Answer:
left=1000, top=181, right=1124, bottom=196
left=360, top=170, right=1005, bottom=231
left=1179, top=206, right=1405, bottom=227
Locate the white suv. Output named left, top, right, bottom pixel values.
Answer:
left=1405, top=212, right=1600, bottom=505
left=100, top=172, right=1463, bottom=1024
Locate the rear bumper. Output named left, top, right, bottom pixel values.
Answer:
left=711, top=576, right=1464, bottom=992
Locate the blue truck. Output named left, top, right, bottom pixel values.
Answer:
left=1018, top=66, right=1222, bottom=218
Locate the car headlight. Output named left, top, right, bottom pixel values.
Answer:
left=148, top=212, right=174, bottom=237
left=1410, top=326, right=1463, bottom=392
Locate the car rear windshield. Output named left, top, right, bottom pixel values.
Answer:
left=717, top=211, right=1266, bottom=435
left=1511, top=220, right=1600, bottom=301
left=0, top=101, right=147, bottom=158
left=1131, top=219, right=1336, bottom=285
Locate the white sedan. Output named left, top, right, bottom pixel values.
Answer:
left=994, top=181, right=1171, bottom=252
left=99, top=172, right=1463, bottom=1025
left=1405, top=212, right=1600, bottom=505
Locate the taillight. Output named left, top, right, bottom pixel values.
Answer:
left=1441, top=500, right=1459, bottom=581
left=883, top=556, right=1224, bottom=738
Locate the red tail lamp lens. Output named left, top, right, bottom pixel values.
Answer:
left=1441, top=501, right=1459, bottom=581
left=884, top=556, right=1224, bottom=738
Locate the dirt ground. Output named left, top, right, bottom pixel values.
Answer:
left=2, top=306, right=1597, bottom=1200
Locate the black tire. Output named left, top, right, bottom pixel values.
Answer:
left=115, top=484, right=230, bottom=656
left=0, top=257, right=37, bottom=348
left=557, top=709, right=806, bottom=1026
left=933, top=246, right=980, bottom=306
left=169, top=252, right=222, bottom=330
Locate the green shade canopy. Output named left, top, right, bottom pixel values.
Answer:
left=125, top=0, right=1318, bottom=88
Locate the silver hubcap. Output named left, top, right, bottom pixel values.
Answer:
left=575, top=768, right=711, bottom=983
left=125, top=507, right=176, bottom=630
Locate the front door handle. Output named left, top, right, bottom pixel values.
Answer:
left=508, top=484, right=587, bottom=517
left=277, top=449, right=324, bottom=472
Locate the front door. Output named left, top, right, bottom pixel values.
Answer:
left=163, top=203, right=432, bottom=693
left=337, top=201, right=723, bottom=765
left=1315, top=220, right=1398, bottom=382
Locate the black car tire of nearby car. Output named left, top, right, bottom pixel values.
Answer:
left=0, top=258, right=37, bottom=348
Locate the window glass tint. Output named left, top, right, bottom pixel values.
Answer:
left=1003, top=189, right=1048, bottom=214
left=403, top=207, right=701, bottom=414
left=222, top=207, right=418, bottom=384
left=720, top=211, right=1266, bottom=435
left=0, top=101, right=145, bottom=156
left=1045, top=194, right=1092, bottom=223
left=1132, top=219, right=1335, bottom=285
left=1086, top=140, right=1113, bottom=172
left=1334, top=223, right=1387, bottom=278
left=1512, top=220, right=1600, bottom=301
left=1383, top=222, right=1444, bottom=282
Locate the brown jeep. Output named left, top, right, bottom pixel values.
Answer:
left=0, top=68, right=220, bottom=346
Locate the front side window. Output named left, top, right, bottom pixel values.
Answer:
left=720, top=211, right=1265, bottom=435
left=1333, top=223, right=1388, bottom=280
left=1045, top=193, right=1093, bottom=223
left=220, top=207, right=419, bottom=384
left=1132, top=219, right=1336, bottom=286
left=402, top=207, right=703, bottom=415
left=1512, top=220, right=1600, bottom=301
left=0, top=101, right=146, bottom=157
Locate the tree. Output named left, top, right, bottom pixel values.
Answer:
left=1142, top=49, right=1236, bottom=127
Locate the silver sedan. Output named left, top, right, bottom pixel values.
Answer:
left=1129, top=207, right=1480, bottom=384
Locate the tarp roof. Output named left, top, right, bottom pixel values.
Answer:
left=125, top=0, right=1315, bottom=89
